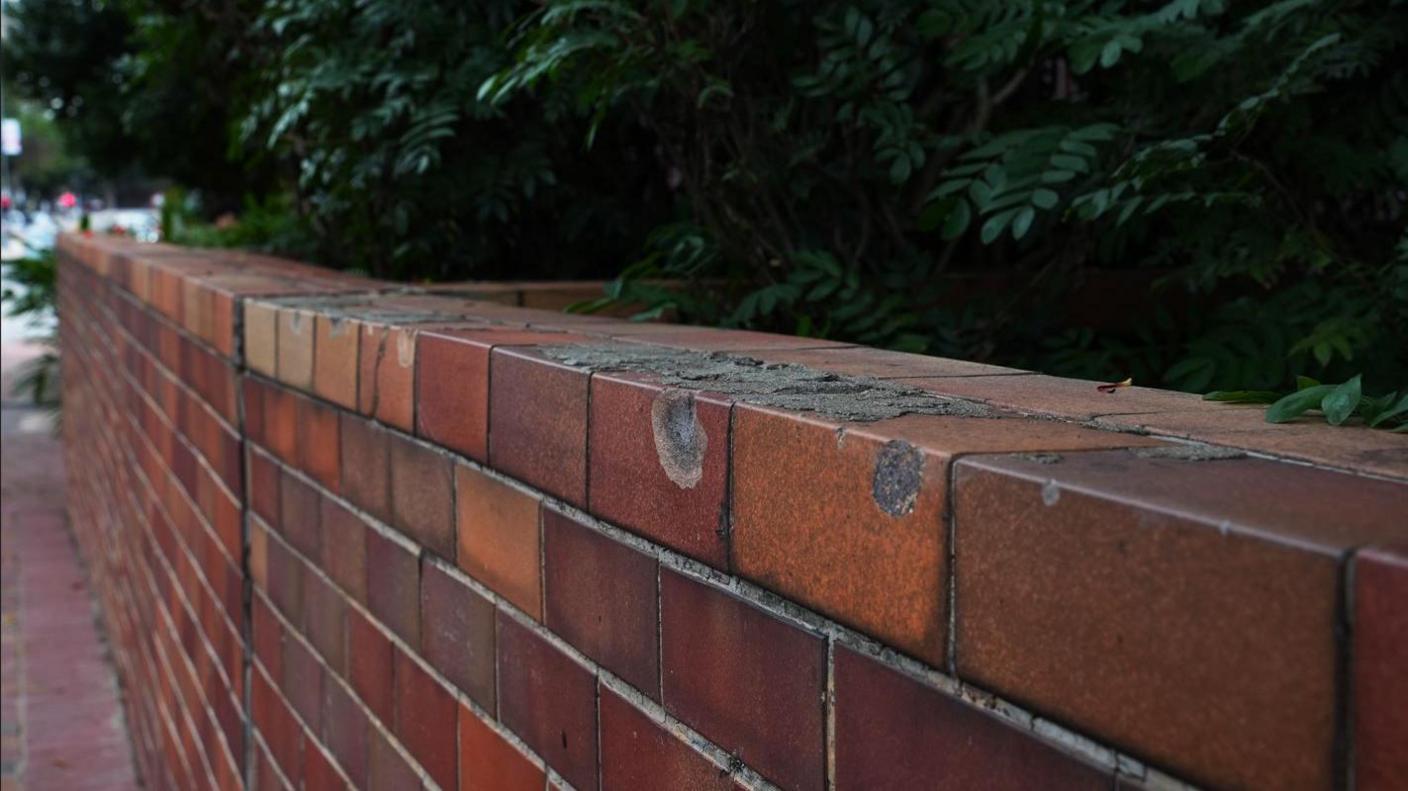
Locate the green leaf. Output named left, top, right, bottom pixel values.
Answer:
left=1265, top=385, right=1335, bottom=423
left=1011, top=207, right=1035, bottom=240
left=1320, top=375, right=1361, bottom=426
left=943, top=199, right=972, bottom=240
left=1031, top=189, right=1059, bottom=209
left=980, top=208, right=1019, bottom=244
left=1368, top=393, right=1408, bottom=428
left=1296, top=375, right=1321, bottom=390
left=1203, top=390, right=1282, bottom=404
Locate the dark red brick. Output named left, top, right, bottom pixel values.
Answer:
left=366, top=528, right=421, bottom=647
left=660, top=569, right=825, bottom=791
left=303, top=741, right=343, bottom=791
left=416, top=330, right=492, bottom=461
left=544, top=509, right=659, bottom=697
left=282, top=634, right=324, bottom=733
left=587, top=373, right=730, bottom=567
left=599, top=685, right=738, bottom=791
left=299, top=395, right=342, bottom=491
left=488, top=348, right=589, bottom=506
left=252, top=667, right=302, bottom=780
left=419, top=560, right=495, bottom=708
left=252, top=595, right=285, bottom=681
left=347, top=609, right=394, bottom=725
left=394, top=648, right=458, bottom=790
left=303, top=571, right=347, bottom=674
left=368, top=726, right=420, bottom=791
left=248, top=448, right=282, bottom=538
left=952, top=450, right=1408, bottom=790
left=279, top=469, right=321, bottom=559
left=1354, top=544, right=1408, bottom=790
left=497, top=611, right=598, bottom=790
left=455, top=465, right=542, bottom=618
left=388, top=433, right=455, bottom=559
left=266, top=534, right=305, bottom=626
left=320, top=497, right=368, bottom=605
left=322, top=677, right=370, bottom=788
left=340, top=413, right=391, bottom=524
left=459, top=702, right=547, bottom=791
left=833, top=647, right=1109, bottom=790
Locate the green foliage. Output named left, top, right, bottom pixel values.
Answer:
left=1, top=250, right=61, bottom=406
left=6, top=0, right=1407, bottom=395
left=1208, top=374, right=1408, bottom=430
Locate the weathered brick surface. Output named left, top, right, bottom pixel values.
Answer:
left=58, top=233, right=1407, bottom=791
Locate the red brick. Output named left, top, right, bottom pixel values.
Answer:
left=252, top=667, right=302, bottom=780
left=264, top=382, right=299, bottom=464
left=243, top=375, right=267, bottom=445
left=249, top=447, right=282, bottom=526
left=366, top=528, right=421, bottom=646
left=277, top=307, right=316, bottom=390
left=599, top=686, right=738, bottom=791
left=420, top=560, right=496, bottom=708
left=459, top=703, right=546, bottom=791
left=358, top=324, right=417, bottom=432
left=321, top=678, right=370, bottom=787
left=320, top=498, right=368, bottom=605
left=455, top=465, right=542, bottom=618
left=314, top=314, right=359, bottom=410
left=339, top=412, right=391, bottom=524
left=1354, top=545, right=1408, bottom=790
left=388, top=433, right=455, bottom=559
left=250, top=520, right=270, bottom=591
left=416, top=331, right=492, bottom=461
left=497, top=612, right=598, bottom=790
left=393, top=648, right=458, bottom=790
left=282, top=633, right=324, bottom=732
left=731, top=406, right=1147, bottom=665
left=659, top=569, right=825, bottom=790
left=368, top=726, right=420, bottom=791
left=952, top=450, right=1408, bottom=791
left=587, top=373, right=730, bottom=567
left=833, top=647, right=1109, bottom=790
left=304, top=572, right=347, bottom=673
left=347, top=609, right=394, bottom=725
left=279, top=469, right=321, bottom=559
left=544, top=509, right=659, bottom=697
left=488, top=348, right=589, bottom=506
left=302, top=742, right=344, bottom=791
left=299, top=395, right=342, bottom=491
left=266, top=534, right=305, bottom=626
left=252, top=595, right=285, bottom=681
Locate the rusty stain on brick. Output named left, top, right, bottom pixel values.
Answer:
left=872, top=440, right=924, bottom=517
left=650, top=389, right=707, bottom=489
left=1131, top=444, right=1245, bottom=462
left=1041, top=480, right=1061, bottom=506
left=542, top=344, right=996, bottom=422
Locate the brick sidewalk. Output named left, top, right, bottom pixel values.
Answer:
left=2, top=342, right=140, bottom=791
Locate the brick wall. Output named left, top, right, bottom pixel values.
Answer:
left=57, top=232, right=1407, bottom=791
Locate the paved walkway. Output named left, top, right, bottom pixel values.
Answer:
left=2, top=341, right=140, bottom=790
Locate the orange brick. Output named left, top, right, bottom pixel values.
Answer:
left=455, top=464, right=542, bottom=618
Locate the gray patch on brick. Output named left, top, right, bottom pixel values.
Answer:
left=1018, top=452, right=1064, bottom=465
left=1132, top=444, right=1245, bottom=461
left=540, top=343, right=996, bottom=422
left=1041, top=479, right=1061, bottom=506
left=872, top=440, right=925, bottom=517
left=651, top=389, right=707, bottom=489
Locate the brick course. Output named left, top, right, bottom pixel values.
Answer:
left=57, top=232, right=1407, bottom=791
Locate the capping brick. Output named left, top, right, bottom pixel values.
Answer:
left=497, top=611, right=598, bottom=790
left=833, top=647, right=1109, bottom=790
left=488, top=347, right=589, bottom=507
left=731, top=406, right=1146, bottom=665
left=459, top=703, right=546, bottom=791
left=244, top=301, right=278, bottom=376
left=339, top=412, right=391, bottom=524
left=599, top=685, right=739, bottom=791
left=393, top=647, right=458, bottom=790
left=659, top=569, right=825, bottom=791
left=276, top=307, right=316, bottom=391
left=313, top=314, right=359, bottom=410
left=358, top=323, right=417, bottom=432
left=415, top=329, right=493, bottom=461
left=1353, top=545, right=1408, bottom=789
left=952, top=450, right=1408, bottom=791
left=347, top=608, right=394, bottom=725
left=365, top=528, right=421, bottom=647
left=544, top=508, right=660, bottom=698
left=455, top=464, right=542, bottom=619
left=388, top=432, right=455, bottom=559
left=587, top=372, right=731, bottom=567
left=420, top=560, right=496, bottom=709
